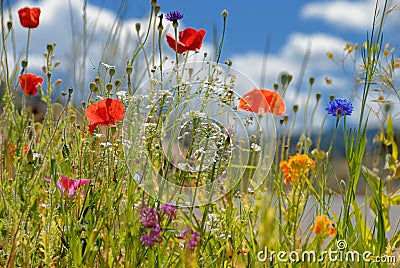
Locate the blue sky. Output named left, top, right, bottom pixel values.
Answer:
left=84, top=0, right=378, bottom=57
left=5, top=0, right=400, bottom=130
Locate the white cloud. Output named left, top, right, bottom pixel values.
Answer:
left=301, top=0, right=400, bottom=33
left=231, top=32, right=348, bottom=91
left=7, top=0, right=148, bottom=95
left=301, top=0, right=376, bottom=31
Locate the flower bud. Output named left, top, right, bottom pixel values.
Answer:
left=21, top=59, right=28, bottom=68
left=316, top=92, right=321, bottom=101
left=325, top=77, right=332, bottom=85
left=94, top=76, right=100, bottom=84
left=221, top=9, right=228, bottom=17
left=154, top=5, right=160, bottom=15
left=293, top=105, right=299, bottom=113
left=90, top=82, right=96, bottom=91
left=279, top=72, right=293, bottom=87
left=330, top=95, right=335, bottom=101
left=47, top=43, right=54, bottom=53
left=283, top=115, right=289, bottom=122
left=68, top=87, right=74, bottom=95
left=115, top=79, right=121, bottom=88
left=126, top=65, right=133, bottom=75
left=135, top=23, right=141, bottom=33
left=306, top=137, right=312, bottom=147
left=273, top=83, right=279, bottom=91
left=309, top=76, right=315, bottom=86
left=54, top=61, right=61, bottom=68
left=151, top=0, right=157, bottom=7
left=106, top=83, right=113, bottom=92
left=7, top=21, right=12, bottom=31
left=54, top=79, right=62, bottom=86
left=109, top=67, right=115, bottom=77
left=225, top=60, right=232, bottom=66
left=70, top=114, right=76, bottom=123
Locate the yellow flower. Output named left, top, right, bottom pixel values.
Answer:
left=280, top=153, right=316, bottom=184
left=310, top=215, right=337, bottom=236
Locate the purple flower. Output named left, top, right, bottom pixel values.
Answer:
left=160, top=203, right=177, bottom=219
left=140, top=226, right=161, bottom=247
left=44, top=175, right=90, bottom=198
left=180, top=227, right=200, bottom=251
left=165, top=11, right=184, bottom=22
left=141, top=206, right=159, bottom=228
left=325, top=98, right=354, bottom=117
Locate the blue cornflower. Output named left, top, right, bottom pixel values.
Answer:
left=165, top=11, right=184, bottom=22
left=325, top=98, right=354, bottom=117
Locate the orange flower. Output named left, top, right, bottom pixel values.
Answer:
left=18, top=7, right=41, bottom=28
left=9, top=143, right=16, bottom=157
left=238, top=89, right=286, bottom=115
left=310, top=215, right=337, bottom=236
left=280, top=153, right=315, bottom=184
left=85, top=98, right=125, bottom=133
left=166, top=28, right=206, bottom=54
left=18, top=74, right=43, bottom=95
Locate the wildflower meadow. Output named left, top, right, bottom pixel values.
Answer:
left=0, top=0, right=400, bottom=267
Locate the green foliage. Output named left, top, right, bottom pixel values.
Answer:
left=0, top=0, right=399, bottom=267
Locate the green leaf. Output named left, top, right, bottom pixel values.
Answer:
left=389, top=192, right=400, bottom=206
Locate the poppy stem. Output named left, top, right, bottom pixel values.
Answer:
left=158, top=23, right=163, bottom=83
left=136, top=27, right=151, bottom=80
left=24, top=28, right=31, bottom=74
left=215, top=14, right=227, bottom=64
left=129, top=6, right=154, bottom=66
left=174, top=26, right=179, bottom=70
left=173, top=26, right=180, bottom=97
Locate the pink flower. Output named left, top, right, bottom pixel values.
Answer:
left=180, top=227, right=200, bottom=251
left=44, top=175, right=91, bottom=197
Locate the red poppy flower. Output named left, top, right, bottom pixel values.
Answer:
left=238, top=89, right=286, bottom=115
left=18, top=7, right=41, bottom=28
left=166, top=28, right=206, bottom=54
left=18, top=73, right=43, bottom=96
left=85, top=98, right=125, bottom=133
